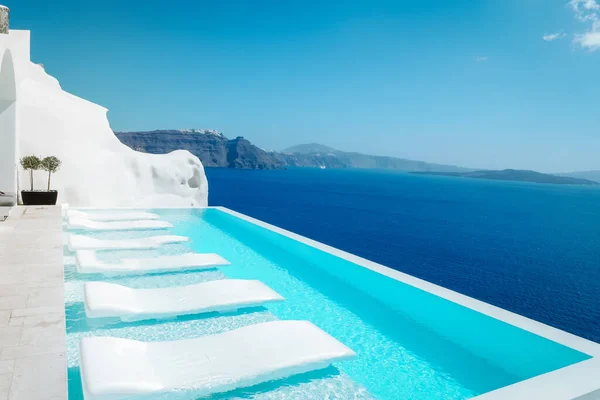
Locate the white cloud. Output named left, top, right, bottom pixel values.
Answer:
left=574, top=20, right=600, bottom=50
left=569, top=0, right=599, bottom=21
left=569, top=0, right=600, bottom=50
left=475, top=56, right=489, bottom=62
left=542, top=32, right=566, bottom=41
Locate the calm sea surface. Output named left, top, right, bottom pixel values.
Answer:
left=206, top=167, right=600, bottom=343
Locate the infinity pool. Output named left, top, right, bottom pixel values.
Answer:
left=63, top=207, right=593, bottom=399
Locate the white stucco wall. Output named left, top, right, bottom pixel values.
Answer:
left=0, top=30, right=208, bottom=207
left=0, top=47, right=16, bottom=196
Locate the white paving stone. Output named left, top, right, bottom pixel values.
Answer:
left=0, top=313, right=9, bottom=328
left=0, top=328, right=21, bottom=348
left=6, top=320, right=22, bottom=328
left=0, top=298, right=27, bottom=312
left=8, top=353, right=66, bottom=400
left=0, top=207, right=65, bottom=399
left=10, top=306, right=64, bottom=318
left=0, top=360, right=14, bottom=375
left=22, top=314, right=64, bottom=328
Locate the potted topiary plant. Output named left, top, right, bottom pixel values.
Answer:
left=41, top=156, right=62, bottom=204
left=20, top=155, right=62, bottom=205
left=20, top=155, right=41, bottom=205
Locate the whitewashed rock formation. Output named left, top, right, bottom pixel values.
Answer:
left=0, top=24, right=208, bottom=207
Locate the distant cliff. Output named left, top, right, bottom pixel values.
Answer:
left=115, top=132, right=469, bottom=172
left=115, top=129, right=284, bottom=169
left=411, top=169, right=599, bottom=185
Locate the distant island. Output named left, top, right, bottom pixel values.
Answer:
left=411, top=170, right=599, bottom=186
left=556, top=170, right=600, bottom=183
left=115, top=131, right=468, bottom=172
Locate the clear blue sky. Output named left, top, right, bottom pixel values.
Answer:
left=10, top=0, right=600, bottom=172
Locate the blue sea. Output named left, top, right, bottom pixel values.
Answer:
left=206, top=167, right=600, bottom=343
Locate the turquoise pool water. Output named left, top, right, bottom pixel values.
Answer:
left=63, top=208, right=591, bottom=399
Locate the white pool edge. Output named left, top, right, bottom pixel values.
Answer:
left=213, top=206, right=600, bottom=400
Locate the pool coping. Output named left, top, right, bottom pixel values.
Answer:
left=213, top=206, right=600, bottom=400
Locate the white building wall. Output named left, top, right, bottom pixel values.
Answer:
left=0, top=30, right=208, bottom=207
left=0, top=48, right=16, bottom=196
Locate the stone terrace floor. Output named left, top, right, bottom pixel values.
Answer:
left=0, top=206, right=66, bottom=400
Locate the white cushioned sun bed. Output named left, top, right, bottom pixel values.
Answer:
left=75, top=251, right=230, bottom=275
left=84, top=279, right=283, bottom=321
left=79, top=320, right=356, bottom=400
left=68, top=235, right=188, bottom=251
left=67, top=210, right=160, bottom=221
left=67, top=217, right=172, bottom=231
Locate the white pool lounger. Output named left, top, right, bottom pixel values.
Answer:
left=76, top=251, right=230, bottom=275
left=67, top=210, right=160, bottom=221
left=67, top=217, right=172, bottom=231
left=68, top=234, right=188, bottom=251
left=79, top=320, right=356, bottom=400
left=84, top=279, right=283, bottom=320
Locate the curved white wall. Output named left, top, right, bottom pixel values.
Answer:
left=0, top=49, right=16, bottom=196
left=0, top=30, right=208, bottom=207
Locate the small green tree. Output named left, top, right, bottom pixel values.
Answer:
left=20, top=155, right=42, bottom=191
left=41, top=156, right=62, bottom=191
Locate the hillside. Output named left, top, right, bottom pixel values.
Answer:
left=116, top=132, right=472, bottom=172
left=282, top=143, right=470, bottom=172
left=282, top=143, right=338, bottom=155
left=411, top=169, right=598, bottom=185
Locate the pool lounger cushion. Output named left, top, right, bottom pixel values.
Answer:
left=67, top=217, right=172, bottom=231
left=68, top=234, right=188, bottom=251
left=84, top=279, right=283, bottom=320
left=79, top=320, right=356, bottom=399
left=76, top=251, right=230, bottom=275
left=0, top=191, right=17, bottom=207
left=66, top=210, right=160, bottom=221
